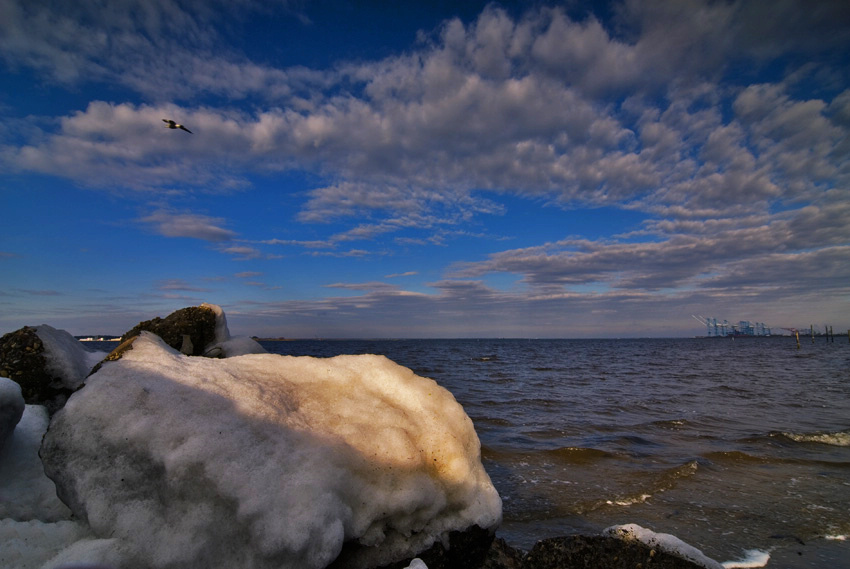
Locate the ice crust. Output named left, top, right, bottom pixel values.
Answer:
left=41, top=331, right=501, bottom=569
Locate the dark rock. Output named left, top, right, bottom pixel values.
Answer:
left=0, top=327, right=74, bottom=414
left=120, top=306, right=217, bottom=356
left=329, top=525, right=495, bottom=569
left=481, top=538, right=524, bottom=569
left=520, top=534, right=708, bottom=569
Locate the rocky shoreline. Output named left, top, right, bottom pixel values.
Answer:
left=1, top=304, right=715, bottom=569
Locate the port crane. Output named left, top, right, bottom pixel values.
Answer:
left=692, top=315, right=771, bottom=337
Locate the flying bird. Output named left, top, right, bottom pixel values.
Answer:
left=162, top=119, right=192, bottom=133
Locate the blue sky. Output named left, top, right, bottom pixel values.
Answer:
left=1, top=0, right=849, bottom=338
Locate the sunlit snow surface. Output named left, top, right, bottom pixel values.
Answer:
left=38, top=332, right=500, bottom=569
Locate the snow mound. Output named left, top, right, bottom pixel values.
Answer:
left=605, top=524, right=725, bottom=569
left=0, top=376, right=25, bottom=447
left=34, top=325, right=105, bottom=390
left=0, top=404, right=73, bottom=521
left=42, top=332, right=501, bottom=569
left=0, top=519, right=92, bottom=569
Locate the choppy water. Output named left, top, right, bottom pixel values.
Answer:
left=261, top=337, right=850, bottom=568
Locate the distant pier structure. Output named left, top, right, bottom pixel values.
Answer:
left=692, top=316, right=771, bottom=337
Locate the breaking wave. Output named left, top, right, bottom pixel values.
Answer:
left=777, top=429, right=850, bottom=447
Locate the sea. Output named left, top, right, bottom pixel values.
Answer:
left=256, top=336, right=850, bottom=569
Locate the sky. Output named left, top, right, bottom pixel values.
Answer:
left=1, top=0, right=849, bottom=339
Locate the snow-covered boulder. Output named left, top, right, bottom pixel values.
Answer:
left=198, top=303, right=266, bottom=357
left=521, top=532, right=721, bottom=569
left=604, top=524, right=725, bottom=569
left=118, top=303, right=265, bottom=358
left=41, top=332, right=501, bottom=569
left=0, top=326, right=105, bottom=414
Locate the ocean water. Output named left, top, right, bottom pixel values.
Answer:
left=260, top=337, right=850, bottom=568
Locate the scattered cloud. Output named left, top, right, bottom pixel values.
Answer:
left=21, top=289, right=62, bottom=296
left=140, top=209, right=236, bottom=242
left=218, top=245, right=262, bottom=260
left=2, top=0, right=848, bottom=336
left=157, top=279, right=211, bottom=293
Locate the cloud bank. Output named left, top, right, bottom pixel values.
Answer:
left=1, top=0, right=848, bottom=336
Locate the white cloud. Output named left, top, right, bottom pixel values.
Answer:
left=157, top=279, right=211, bottom=292
left=139, top=209, right=236, bottom=242
left=2, top=0, right=848, bottom=331
left=5, top=2, right=848, bottom=233
left=219, top=245, right=262, bottom=259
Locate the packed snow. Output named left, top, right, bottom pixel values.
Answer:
left=0, top=403, right=73, bottom=522
left=32, top=325, right=105, bottom=391
left=1, top=305, right=500, bottom=569
left=0, top=377, right=25, bottom=448
left=198, top=302, right=267, bottom=357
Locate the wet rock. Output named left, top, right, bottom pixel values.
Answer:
left=481, top=538, right=524, bottom=569
left=120, top=305, right=217, bottom=356
left=0, top=327, right=73, bottom=415
left=520, top=534, right=708, bottom=569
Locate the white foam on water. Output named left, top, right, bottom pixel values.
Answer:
left=608, top=493, right=652, bottom=506
left=721, top=549, right=770, bottom=568
left=782, top=430, right=850, bottom=447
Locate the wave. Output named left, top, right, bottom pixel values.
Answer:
left=702, top=449, right=850, bottom=469
left=605, top=492, right=652, bottom=507
left=542, top=446, right=616, bottom=464
left=577, top=460, right=700, bottom=514
left=702, top=450, right=773, bottom=465
left=721, top=549, right=770, bottom=568
left=776, top=429, right=850, bottom=447
left=480, top=445, right=617, bottom=465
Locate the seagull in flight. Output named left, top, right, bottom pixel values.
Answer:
left=162, top=119, right=192, bottom=133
